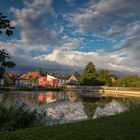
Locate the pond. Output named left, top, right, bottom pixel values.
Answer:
left=0, top=91, right=140, bottom=125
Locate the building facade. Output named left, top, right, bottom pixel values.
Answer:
left=38, top=74, right=58, bottom=87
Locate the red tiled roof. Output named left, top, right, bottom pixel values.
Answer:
left=19, top=71, right=40, bottom=79
left=5, top=72, right=21, bottom=78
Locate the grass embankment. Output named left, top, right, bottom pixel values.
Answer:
left=0, top=86, right=63, bottom=91
left=16, top=86, right=63, bottom=91
left=0, top=109, right=140, bottom=140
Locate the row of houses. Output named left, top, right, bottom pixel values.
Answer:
left=0, top=71, right=81, bottom=87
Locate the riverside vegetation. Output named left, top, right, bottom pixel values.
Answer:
left=80, top=62, right=140, bottom=87
left=0, top=108, right=140, bottom=140
left=0, top=86, right=63, bottom=91
left=0, top=100, right=46, bottom=131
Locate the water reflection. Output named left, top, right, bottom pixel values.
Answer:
left=1, top=91, right=139, bottom=125
left=81, top=96, right=127, bottom=119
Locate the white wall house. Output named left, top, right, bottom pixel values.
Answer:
left=47, top=74, right=57, bottom=81
left=57, top=79, right=69, bottom=86
left=15, top=78, right=29, bottom=86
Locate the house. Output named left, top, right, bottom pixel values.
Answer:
left=16, top=71, right=41, bottom=86
left=110, top=75, right=117, bottom=86
left=49, top=73, right=69, bottom=86
left=0, top=72, right=21, bottom=86
left=38, top=74, right=58, bottom=87
left=68, top=72, right=81, bottom=85
left=20, top=71, right=41, bottom=80
left=15, top=78, right=29, bottom=86
left=57, top=78, right=68, bottom=86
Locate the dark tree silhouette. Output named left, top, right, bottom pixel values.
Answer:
left=80, top=62, right=99, bottom=86
left=0, top=12, right=15, bottom=79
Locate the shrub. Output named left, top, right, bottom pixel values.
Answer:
left=0, top=101, right=46, bottom=131
left=117, top=75, right=140, bottom=87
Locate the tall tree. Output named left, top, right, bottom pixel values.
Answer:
left=98, top=69, right=112, bottom=86
left=80, top=62, right=99, bottom=86
left=0, top=12, right=15, bottom=79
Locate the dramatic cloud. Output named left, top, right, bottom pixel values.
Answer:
left=34, top=46, right=140, bottom=74
left=69, top=0, right=140, bottom=34
left=0, top=0, right=139, bottom=74
left=10, top=0, right=59, bottom=45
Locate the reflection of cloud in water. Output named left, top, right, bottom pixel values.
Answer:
left=94, top=100, right=127, bottom=118
left=46, top=100, right=127, bottom=125
left=1, top=92, right=129, bottom=125
left=47, top=101, right=87, bottom=124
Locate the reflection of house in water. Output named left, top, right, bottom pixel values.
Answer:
left=38, top=92, right=57, bottom=103
left=67, top=91, right=79, bottom=102
left=4, top=93, right=39, bottom=106
left=38, top=92, right=70, bottom=104
left=4, top=91, right=80, bottom=109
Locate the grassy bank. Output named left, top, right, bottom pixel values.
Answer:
left=0, top=109, right=140, bottom=140
left=0, top=86, right=63, bottom=92
left=16, top=86, right=63, bottom=91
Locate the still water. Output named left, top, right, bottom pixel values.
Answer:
left=0, top=91, right=139, bottom=125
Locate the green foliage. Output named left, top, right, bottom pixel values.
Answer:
left=38, top=68, right=47, bottom=76
left=80, top=62, right=118, bottom=86
left=0, top=50, right=15, bottom=79
left=117, top=75, right=140, bottom=87
left=0, top=12, right=15, bottom=36
left=28, top=76, right=37, bottom=85
left=0, top=101, right=45, bottom=131
left=98, top=69, right=112, bottom=86
left=4, top=74, right=13, bottom=87
left=80, top=62, right=99, bottom=86
left=0, top=12, right=15, bottom=79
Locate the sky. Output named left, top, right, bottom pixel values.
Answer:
left=0, top=0, right=140, bottom=74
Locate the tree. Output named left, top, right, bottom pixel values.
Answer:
left=0, top=12, right=15, bottom=79
left=38, top=68, right=47, bottom=76
left=117, top=75, right=140, bottom=87
left=98, top=69, right=112, bottom=86
left=80, top=62, right=99, bottom=86
left=4, top=73, right=13, bottom=86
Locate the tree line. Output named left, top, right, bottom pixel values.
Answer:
left=80, top=62, right=140, bottom=87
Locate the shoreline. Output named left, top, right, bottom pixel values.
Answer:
left=0, top=86, right=140, bottom=98
left=0, top=86, right=63, bottom=92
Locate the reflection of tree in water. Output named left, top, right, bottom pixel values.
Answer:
left=116, top=97, right=140, bottom=110
left=81, top=96, right=140, bottom=120
left=81, top=96, right=113, bottom=120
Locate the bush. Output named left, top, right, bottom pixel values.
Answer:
left=16, top=86, right=63, bottom=91
left=117, top=75, right=140, bottom=87
left=0, top=101, right=46, bottom=131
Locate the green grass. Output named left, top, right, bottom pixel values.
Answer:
left=0, top=109, right=140, bottom=140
